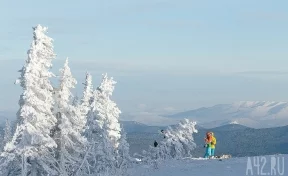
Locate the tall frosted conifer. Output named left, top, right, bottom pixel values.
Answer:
left=2, top=25, right=57, bottom=176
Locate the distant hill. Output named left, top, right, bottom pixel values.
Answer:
left=164, top=101, right=288, bottom=128
left=210, top=123, right=251, bottom=131
left=121, top=121, right=163, bottom=133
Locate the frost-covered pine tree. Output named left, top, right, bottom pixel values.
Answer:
left=97, top=74, right=121, bottom=148
left=3, top=119, right=12, bottom=149
left=52, top=58, right=87, bottom=175
left=80, top=73, right=93, bottom=115
left=115, top=129, right=131, bottom=175
left=0, top=120, right=15, bottom=156
left=143, top=119, right=198, bottom=163
left=0, top=133, right=3, bottom=152
left=85, top=74, right=122, bottom=147
left=78, top=73, right=93, bottom=135
left=0, top=25, right=58, bottom=176
left=83, top=74, right=122, bottom=175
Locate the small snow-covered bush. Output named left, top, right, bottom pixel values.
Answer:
left=142, top=119, right=198, bottom=163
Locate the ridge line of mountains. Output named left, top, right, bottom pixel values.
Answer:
left=162, top=101, right=288, bottom=129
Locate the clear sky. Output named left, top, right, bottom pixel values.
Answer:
left=0, top=0, right=288, bottom=122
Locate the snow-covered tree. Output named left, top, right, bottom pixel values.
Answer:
left=52, top=58, right=87, bottom=175
left=143, top=119, right=198, bottom=163
left=0, top=120, right=12, bottom=152
left=1, top=25, right=58, bottom=176
left=115, top=128, right=131, bottom=175
left=76, top=72, right=93, bottom=138
left=79, top=73, right=93, bottom=120
left=75, top=73, right=93, bottom=135
left=82, top=73, right=122, bottom=175
left=85, top=74, right=121, bottom=146
left=0, top=133, right=3, bottom=152
left=2, top=120, right=12, bottom=149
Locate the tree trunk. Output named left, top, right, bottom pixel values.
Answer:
left=21, top=154, right=27, bottom=176
left=31, top=159, right=37, bottom=176
left=55, top=112, right=67, bottom=176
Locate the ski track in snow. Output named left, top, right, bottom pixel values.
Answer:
left=129, top=155, right=287, bottom=176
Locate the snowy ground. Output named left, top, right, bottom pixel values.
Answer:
left=129, top=155, right=287, bottom=176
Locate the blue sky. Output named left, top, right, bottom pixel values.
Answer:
left=0, top=0, right=288, bottom=119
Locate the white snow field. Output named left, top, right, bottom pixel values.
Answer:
left=129, top=155, right=287, bottom=176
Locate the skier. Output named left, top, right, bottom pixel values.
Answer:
left=154, top=140, right=158, bottom=147
left=210, top=132, right=217, bottom=158
left=204, top=132, right=212, bottom=158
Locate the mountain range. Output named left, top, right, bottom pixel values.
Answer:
left=164, top=101, right=288, bottom=128
left=121, top=121, right=163, bottom=133
left=2, top=101, right=288, bottom=129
